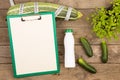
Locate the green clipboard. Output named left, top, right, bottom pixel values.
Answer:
left=7, top=12, right=60, bottom=78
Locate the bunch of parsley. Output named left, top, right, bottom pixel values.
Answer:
left=91, top=0, right=120, bottom=40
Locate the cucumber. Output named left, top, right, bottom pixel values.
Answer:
left=7, top=2, right=82, bottom=20
left=80, top=37, right=93, bottom=57
left=101, top=41, right=108, bottom=63
left=78, top=58, right=97, bottom=73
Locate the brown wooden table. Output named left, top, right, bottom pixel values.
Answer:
left=1, top=0, right=120, bottom=80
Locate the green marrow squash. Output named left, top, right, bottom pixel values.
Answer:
left=7, top=2, right=82, bottom=20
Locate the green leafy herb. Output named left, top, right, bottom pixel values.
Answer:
left=90, top=0, right=120, bottom=40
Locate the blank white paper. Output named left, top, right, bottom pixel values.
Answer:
left=9, top=14, right=58, bottom=75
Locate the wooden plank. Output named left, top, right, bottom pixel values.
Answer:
left=1, top=45, right=120, bottom=63
left=0, top=46, right=10, bottom=57
left=0, top=28, right=9, bottom=46
left=0, top=0, right=56, bottom=9
left=58, top=0, right=106, bottom=9
left=1, top=28, right=120, bottom=46
left=59, top=45, right=120, bottom=63
left=0, top=57, right=11, bottom=64
left=0, top=64, right=12, bottom=70
left=0, top=0, right=107, bottom=9
left=0, top=9, right=94, bottom=27
left=0, top=64, right=120, bottom=80
left=0, top=10, right=7, bottom=27
left=0, top=0, right=10, bottom=9
left=57, top=28, right=120, bottom=45
left=0, top=1, right=119, bottom=80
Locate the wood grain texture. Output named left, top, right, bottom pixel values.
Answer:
left=0, top=10, right=7, bottom=27
left=0, top=64, right=120, bottom=80
left=0, top=28, right=9, bottom=46
left=0, top=0, right=120, bottom=80
left=1, top=28, right=120, bottom=46
left=0, top=0, right=56, bottom=9
left=1, top=45, right=120, bottom=64
left=0, top=0, right=108, bottom=9
left=58, top=0, right=106, bottom=9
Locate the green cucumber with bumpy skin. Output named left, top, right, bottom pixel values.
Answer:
left=78, top=58, right=97, bottom=73
left=80, top=37, right=93, bottom=57
left=101, top=41, right=108, bottom=63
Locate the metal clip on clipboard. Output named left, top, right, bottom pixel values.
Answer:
left=21, top=15, right=41, bottom=21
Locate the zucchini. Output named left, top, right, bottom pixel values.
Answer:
left=78, top=58, right=97, bottom=73
left=101, top=41, right=108, bottom=63
left=80, top=37, right=93, bottom=57
left=7, top=2, right=82, bottom=20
